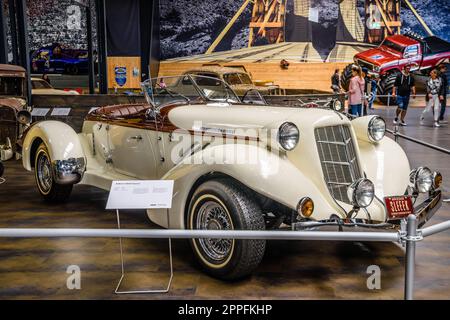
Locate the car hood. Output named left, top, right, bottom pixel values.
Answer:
left=355, top=47, right=400, bottom=66
left=0, top=97, right=27, bottom=111
left=32, top=89, right=79, bottom=95
left=167, top=104, right=349, bottom=139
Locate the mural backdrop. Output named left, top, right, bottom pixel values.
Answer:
left=159, top=0, right=450, bottom=61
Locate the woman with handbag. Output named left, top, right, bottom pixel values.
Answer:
left=347, top=65, right=366, bottom=116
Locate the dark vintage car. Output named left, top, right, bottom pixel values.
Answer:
left=0, top=64, right=32, bottom=160
left=31, top=43, right=89, bottom=75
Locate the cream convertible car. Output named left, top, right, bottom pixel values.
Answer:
left=21, top=75, right=442, bottom=279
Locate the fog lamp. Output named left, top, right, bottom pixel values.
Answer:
left=347, top=178, right=375, bottom=208
left=409, top=167, right=433, bottom=193
left=297, top=197, right=314, bottom=218
left=433, top=171, right=442, bottom=189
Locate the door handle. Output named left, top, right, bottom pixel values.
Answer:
left=129, top=135, right=143, bottom=141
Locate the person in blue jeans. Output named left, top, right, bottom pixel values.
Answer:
left=347, top=65, right=365, bottom=116
left=392, top=65, right=416, bottom=126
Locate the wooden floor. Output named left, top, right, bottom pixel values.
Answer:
left=0, top=108, right=449, bottom=300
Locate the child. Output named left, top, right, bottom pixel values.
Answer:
left=420, top=69, right=444, bottom=127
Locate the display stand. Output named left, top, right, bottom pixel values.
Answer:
left=106, top=180, right=174, bottom=295
left=114, top=208, right=173, bottom=294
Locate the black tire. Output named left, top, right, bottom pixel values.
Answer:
left=34, top=143, right=73, bottom=202
left=187, top=178, right=266, bottom=280
left=340, top=63, right=353, bottom=91
left=377, top=70, right=400, bottom=105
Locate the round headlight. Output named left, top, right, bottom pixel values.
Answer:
left=333, top=99, right=343, bottom=111
left=278, top=122, right=299, bottom=151
left=409, top=167, right=433, bottom=193
left=368, top=116, right=386, bottom=142
left=433, top=171, right=443, bottom=189
left=347, top=178, right=375, bottom=208
left=297, top=197, right=314, bottom=218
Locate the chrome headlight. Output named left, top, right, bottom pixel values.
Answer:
left=333, top=99, right=343, bottom=112
left=347, top=178, right=375, bottom=208
left=368, top=116, right=386, bottom=142
left=409, top=167, right=433, bottom=193
left=277, top=122, right=299, bottom=151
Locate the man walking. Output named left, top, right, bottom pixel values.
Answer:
left=392, top=64, right=416, bottom=126
left=438, top=64, right=448, bottom=123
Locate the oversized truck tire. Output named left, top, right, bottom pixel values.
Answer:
left=377, top=70, right=400, bottom=106
left=187, top=178, right=266, bottom=280
left=340, top=63, right=353, bottom=91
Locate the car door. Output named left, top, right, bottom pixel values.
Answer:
left=108, top=121, right=159, bottom=180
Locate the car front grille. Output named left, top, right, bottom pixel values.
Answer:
left=315, top=125, right=362, bottom=204
left=357, top=59, right=375, bottom=71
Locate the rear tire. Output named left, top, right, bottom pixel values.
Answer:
left=340, top=63, right=353, bottom=91
left=34, top=143, right=73, bottom=202
left=187, top=178, right=266, bottom=280
left=377, top=70, right=400, bottom=105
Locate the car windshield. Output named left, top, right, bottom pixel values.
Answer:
left=142, top=75, right=241, bottom=108
left=381, top=39, right=406, bottom=54
left=238, top=73, right=253, bottom=85
left=223, top=73, right=253, bottom=85
left=0, top=76, right=24, bottom=96
left=32, top=80, right=52, bottom=89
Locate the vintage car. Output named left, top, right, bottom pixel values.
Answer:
left=21, top=75, right=442, bottom=279
left=0, top=64, right=32, bottom=161
left=31, top=43, right=89, bottom=75
left=181, top=66, right=276, bottom=96
left=31, top=77, right=80, bottom=95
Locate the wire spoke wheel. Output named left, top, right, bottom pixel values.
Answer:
left=196, top=200, right=233, bottom=262
left=36, top=151, right=53, bottom=193
left=188, top=179, right=266, bottom=280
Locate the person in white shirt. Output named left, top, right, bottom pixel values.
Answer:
left=420, top=69, right=444, bottom=127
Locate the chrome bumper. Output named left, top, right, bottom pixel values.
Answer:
left=413, top=190, right=442, bottom=228
left=293, top=190, right=442, bottom=232
left=52, top=157, right=86, bottom=185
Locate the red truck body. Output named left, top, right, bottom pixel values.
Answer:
left=354, top=34, right=450, bottom=76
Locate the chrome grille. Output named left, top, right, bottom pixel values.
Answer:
left=315, top=125, right=362, bottom=204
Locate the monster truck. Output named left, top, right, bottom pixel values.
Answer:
left=341, top=33, right=450, bottom=104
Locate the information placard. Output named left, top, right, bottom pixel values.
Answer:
left=51, top=108, right=71, bottom=116
left=106, top=180, right=174, bottom=209
left=31, top=108, right=50, bottom=117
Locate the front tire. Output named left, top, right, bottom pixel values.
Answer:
left=377, top=71, right=400, bottom=105
left=34, top=143, right=73, bottom=202
left=340, top=63, right=353, bottom=91
left=187, top=179, right=266, bottom=280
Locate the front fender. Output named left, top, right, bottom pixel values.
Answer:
left=148, top=144, right=337, bottom=228
left=357, top=135, right=410, bottom=199
left=22, top=120, right=85, bottom=171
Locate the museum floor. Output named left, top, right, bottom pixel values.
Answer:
left=0, top=108, right=449, bottom=300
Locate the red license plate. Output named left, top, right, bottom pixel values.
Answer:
left=384, top=196, right=414, bottom=219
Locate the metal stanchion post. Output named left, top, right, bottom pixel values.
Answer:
left=404, top=214, right=418, bottom=300
left=394, top=125, right=398, bottom=143
left=387, top=94, right=390, bottom=107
